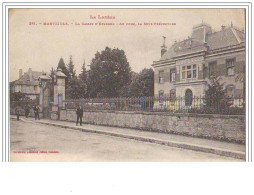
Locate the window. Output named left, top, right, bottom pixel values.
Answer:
left=209, top=61, right=217, bottom=77
left=159, top=71, right=164, bottom=84
left=170, top=69, right=176, bottom=82
left=226, top=58, right=235, bottom=76
left=226, top=85, right=235, bottom=98
left=193, top=65, right=197, bottom=78
left=170, top=89, right=176, bottom=100
left=181, top=64, right=197, bottom=80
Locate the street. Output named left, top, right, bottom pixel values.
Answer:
left=10, top=119, right=242, bottom=162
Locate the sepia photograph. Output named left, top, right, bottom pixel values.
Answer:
left=8, top=8, right=246, bottom=162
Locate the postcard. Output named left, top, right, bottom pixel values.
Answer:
left=6, top=7, right=247, bottom=162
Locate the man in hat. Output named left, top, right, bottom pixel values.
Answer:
left=76, top=105, right=83, bottom=126
left=15, top=105, right=21, bottom=121
left=25, top=104, right=30, bottom=118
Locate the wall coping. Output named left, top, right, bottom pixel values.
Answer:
left=61, top=109, right=245, bottom=119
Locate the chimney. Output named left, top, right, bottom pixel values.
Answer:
left=161, top=36, right=167, bottom=57
left=221, top=25, right=226, bottom=30
left=19, top=69, right=23, bottom=78
left=28, top=68, right=32, bottom=81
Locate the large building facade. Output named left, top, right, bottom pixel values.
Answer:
left=152, top=23, right=245, bottom=107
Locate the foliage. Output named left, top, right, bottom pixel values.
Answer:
left=67, top=55, right=76, bottom=79
left=66, top=77, right=87, bottom=99
left=87, top=47, right=132, bottom=98
left=57, top=57, right=69, bottom=81
left=79, top=60, right=87, bottom=83
left=204, top=76, right=232, bottom=112
left=10, top=92, right=26, bottom=101
left=77, top=60, right=88, bottom=98
left=128, top=68, right=154, bottom=97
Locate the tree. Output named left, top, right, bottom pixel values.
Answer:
left=57, top=57, right=69, bottom=80
left=88, top=47, right=132, bottom=98
left=78, top=60, right=88, bottom=98
left=129, top=68, right=154, bottom=97
left=79, top=60, right=87, bottom=83
left=66, top=77, right=87, bottom=99
left=204, top=76, right=231, bottom=112
left=67, top=55, right=76, bottom=79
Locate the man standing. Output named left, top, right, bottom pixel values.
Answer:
left=36, top=105, right=40, bottom=120
left=76, top=105, right=83, bottom=126
left=15, top=105, right=21, bottom=121
left=25, top=104, right=30, bottom=118
left=33, top=105, right=37, bottom=120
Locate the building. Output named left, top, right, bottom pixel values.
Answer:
left=10, top=68, right=43, bottom=100
left=152, top=23, right=245, bottom=108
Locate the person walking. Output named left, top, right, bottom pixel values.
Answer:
left=33, top=105, right=37, bottom=120
left=76, top=105, right=83, bottom=126
left=25, top=104, right=30, bottom=118
left=15, top=105, right=21, bottom=121
left=36, top=105, right=40, bottom=120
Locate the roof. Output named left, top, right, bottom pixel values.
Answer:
left=206, top=27, right=244, bottom=50
left=39, top=75, right=51, bottom=80
left=55, top=69, right=67, bottom=77
left=160, top=38, right=207, bottom=60
left=160, top=25, right=245, bottom=61
left=13, top=70, right=43, bottom=86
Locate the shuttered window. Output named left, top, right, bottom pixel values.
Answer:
left=209, top=61, right=217, bottom=77
left=159, top=71, right=164, bottom=84
left=226, top=58, right=235, bottom=76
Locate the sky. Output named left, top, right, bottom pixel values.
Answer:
left=9, top=9, right=245, bottom=81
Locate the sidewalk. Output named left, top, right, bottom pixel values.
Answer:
left=11, top=116, right=245, bottom=160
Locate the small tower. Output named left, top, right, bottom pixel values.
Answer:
left=53, top=68, right=67, bottom=108
left=161, top=36, right=167, bottom=57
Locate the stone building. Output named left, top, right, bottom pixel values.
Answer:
left=10, top=68, right=43, bottom=100
left=152, top=23, right=245, bottom=107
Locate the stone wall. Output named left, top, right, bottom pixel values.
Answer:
left=58, top=109, right=245, bottom=143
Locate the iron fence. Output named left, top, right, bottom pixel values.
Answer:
left=64, top=95, right=245, bottom=115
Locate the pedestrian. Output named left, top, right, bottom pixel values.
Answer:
left=36, top=105, right=40, bottom=120
left=76, top=105, right=83, bottom=126
left=33, top=105, right=37, bottom=120
left=25, top=104, right=30, bottom=118
left=15, top=105, right=21, bottom=121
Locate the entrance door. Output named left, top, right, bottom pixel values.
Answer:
left=185, top=89, right=193, bottom=107
left=58, top=94, right=62, bottom=108
left=57, top=94, right=62, bottom=120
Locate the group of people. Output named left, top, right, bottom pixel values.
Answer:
left=15, top=104, right=40, bottom=121
left=15, top=104, right=84, bottom=125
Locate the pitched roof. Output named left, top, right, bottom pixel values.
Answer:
left=160, top=25, right=245, bottom=61
left=160, top=38, right=206, bottom=60
left=14, top=70, right=43, bottom=86
left=206, top=27, right=244, bottom=50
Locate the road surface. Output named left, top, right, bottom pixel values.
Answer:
left=10, top=120, right=242, bottom=162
